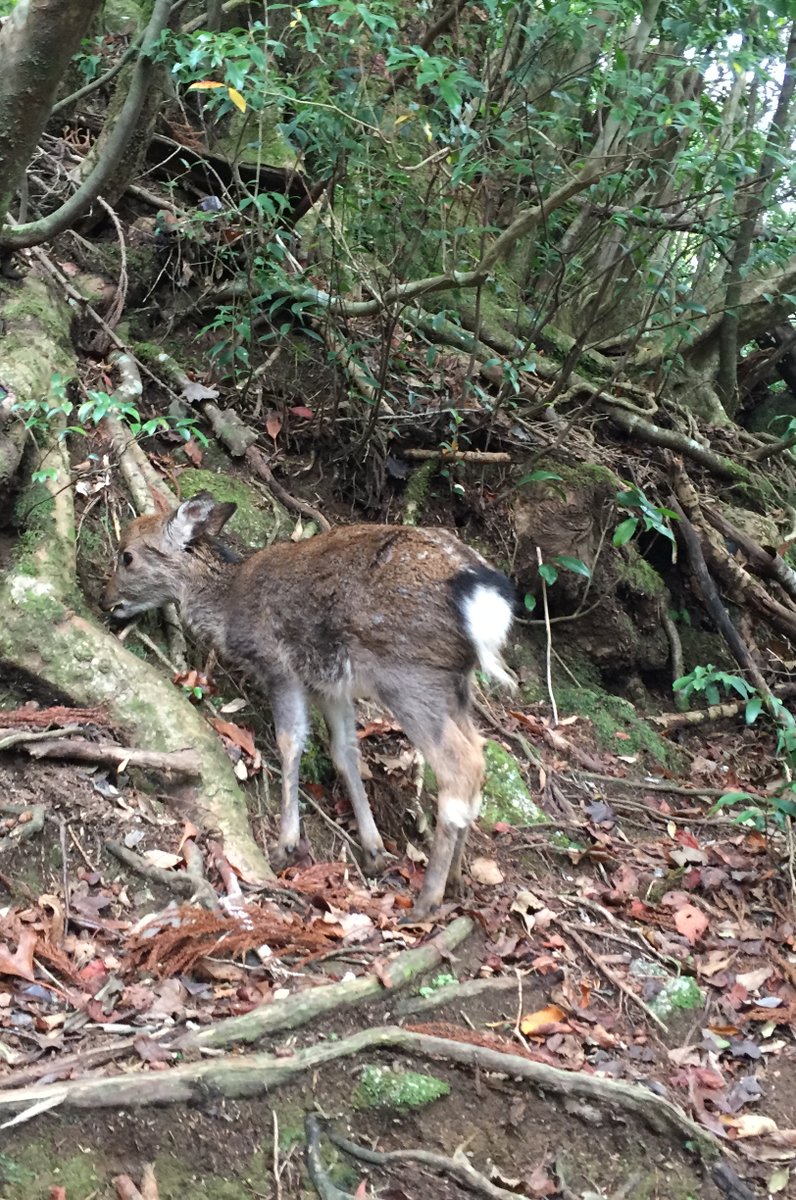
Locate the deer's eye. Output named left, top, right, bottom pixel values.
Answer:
left=121, top=550, right=133, bottom=568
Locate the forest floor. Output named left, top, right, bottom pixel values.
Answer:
left=1, top=682, right=794, bottom=1200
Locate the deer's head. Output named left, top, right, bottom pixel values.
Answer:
left=100, top=492, right=236, bottom=620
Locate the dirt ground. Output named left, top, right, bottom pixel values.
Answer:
left=1, top=694, right=794, bottom=1200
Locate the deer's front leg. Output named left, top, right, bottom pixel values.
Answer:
left=270, top=681, right=309, bottom=871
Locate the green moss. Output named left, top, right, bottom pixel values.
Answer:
left=615, top=547, right=665, bottom=597
left=178, top=468, right=293, bottom=548
left=677, top=623, right=734, bottom=674
left=481, top=740, right=546, bottom=826
left=550, top=459, right=623, bottom=491
left=557, top=685, right=681, bottom=769
left=403, top=459, right=437, bottom=525
left=101, top=0, right=145, bottom=32
left=353, top=1065, right=449, bottom=1110
left=301, top=716, right=333, bottom=785
left=627, top=963, right=706, bottom=1022
left=2, top=284, right=73, bottom=353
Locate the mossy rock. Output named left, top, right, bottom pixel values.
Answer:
left=629, top=960, right=705, bottom=1022
left=557, top=685, right=681, bottom=769
left=353, top=1065, right=449, bottom=1110
left=178, top=468, right=294, bottom=549
left=101, top=0, right=144, bottom=33
left=481, top=740, right=546, bottom=826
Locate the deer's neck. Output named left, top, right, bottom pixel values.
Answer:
left=176, top=551, right=236, bottom=647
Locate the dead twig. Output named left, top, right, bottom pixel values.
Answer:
left=536, top=546, right=558, bottom=726
left=553, top=917, right=669, bottom=1033
left=328, top=1122, right=520, bottom=1199
left=402, top=448, right=512, bottom=464
left=245, top=445, right=332, bottom=532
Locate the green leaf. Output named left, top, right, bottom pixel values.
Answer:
left=552, top=555, right=591, bottom=578
left=538, top=563, right=558, bottom=586
left=712, top=791, right=756, bottom=810
left=523, top=593, right=537, bottom=613
left=612, top=517, right=638, bottom=547
left=745, top=696, right=763, bottom=725
left=515, top=470, right=562, bottom=487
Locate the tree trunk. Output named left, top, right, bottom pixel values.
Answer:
left=715, top=20, right=796, bottom=414
left=0, top=0, right=102, bottom=220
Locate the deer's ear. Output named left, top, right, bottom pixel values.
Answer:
left=166, top=492, right=237, bottom=548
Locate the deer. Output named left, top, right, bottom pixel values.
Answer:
left=100, top=491, right=516, bottom=919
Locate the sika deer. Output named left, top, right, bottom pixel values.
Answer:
left=100, top=492, right=515, bottom=918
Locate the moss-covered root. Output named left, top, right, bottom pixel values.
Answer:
left=8, top=434, right=270, bottom=882
left=0, top=581, right=274, bottom=883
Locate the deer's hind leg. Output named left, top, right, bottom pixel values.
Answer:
left=380, top=676, right=484, bottom=919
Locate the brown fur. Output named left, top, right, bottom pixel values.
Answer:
left=101, top=493, right=514, bottom=917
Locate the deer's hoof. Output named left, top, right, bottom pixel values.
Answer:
left=361, top=846, right=388, bottom=876
left=271, top=842, right=300, bottom=873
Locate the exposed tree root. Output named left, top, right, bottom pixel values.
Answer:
left=305, top=1115, right=359, bottom=1200
left=0, top=803, right=45, bottom=852
left=105, top=841, right=220, bottom=911
left=183, top=915, right=474, bottom=1049
left=394, top=974, right=520, bottom=1017
left=0, top=277, right=273, bottom=886
left=704, top=504, right=796, bottom=603
left=669, top=497, right=774, bottom=705
left=0, top=1024, right=720, bottom=1154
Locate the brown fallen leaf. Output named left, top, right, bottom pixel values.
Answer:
left=0, top=928, right=37, bottom=981
left=210, top=717, right=256, bottom=758
left=674, top=903, right=708, bottom=944
left=470, top=857, right=504, bottom=885
left=520, top=1003, right=566, bottom=1036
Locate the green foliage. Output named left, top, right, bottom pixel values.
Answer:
left=613, top=485, right=678, bottom=547
left=13, top=376, right=205, bottom=484
left=678, top=663, right=796, bottom=831
left=523, top=553, right=591, bottom=612
left=673, top=663, right=753, bottom=709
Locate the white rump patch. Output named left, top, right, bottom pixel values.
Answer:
left=441, top=796, right=471, bottom=830
left=462, top=583, right=515, bottom=688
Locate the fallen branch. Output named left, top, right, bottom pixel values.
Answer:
left=651, top=683, right=796, bottom=731
left=669, top=497, right=774, bottom=704
left=0, top=724, right=85, bottom=751
left=0, top=1024, right=719, bottom=1152
left=401, top=448, right=512, bottom=464
left=21, top=738, right=202, bottom=776
left=183, top=915, right=474, bottom=1049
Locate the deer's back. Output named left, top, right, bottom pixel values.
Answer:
left=222, top=524, right=486, bottom=688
